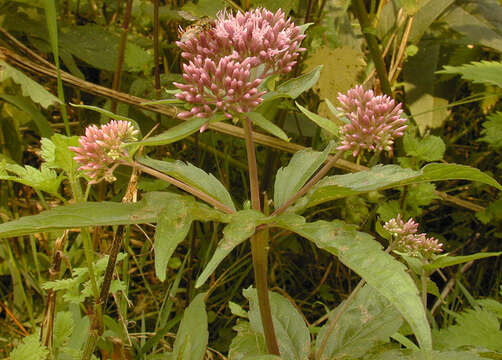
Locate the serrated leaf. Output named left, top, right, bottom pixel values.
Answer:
left=479, top=111, right=502, bottom=148
left=244, top=287, right=311, bottom=360
left=154, top=202, right=192, bottom=281
left=270, top=214, right=432, bottom=351
left=59, top=24, right=152, bottom=72
left=134, top=115, right=225, bottom=146
left=196, top=210, right=265, bottom=288
left=0, top=192, right=230, bottom=239
left=0, top=60, right=60, bottom=109
left=315, top=285, right=403, bottom=360
left=274, top=142, right=333, bottom=209
left=41, top=134, right=80, bottom=174
left=296, top=102, right=339, bottom=136
left=403, top=133, right=445, bottom=162
left=425, top=252, right=502, bottom=272
left=276, top=65, right=322, bottom=99
left=229, top=321, right=267, bottom=360
left=302, top=163, right=502, bottom=209
left=171, top=293, right=208, bottom=360
left=10, top=330, right=49, bottom=360
left=0, top=163, right=63, bottom=196
left=437, top=61, right=502, bottom=88
left=53, top=311, right=74, bottom=349
left=137, top=156, right=236, bottom=212
left=247, top=112, right=289, bottom=142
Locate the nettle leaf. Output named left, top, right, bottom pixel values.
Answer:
left=270, top=214, right=432, bottom=351
left=403, top=133, right=445, bottom=162
left=171, top=293, right=208, bottom=360
left=479, top=111, right=502, bottom=148
left=196, top=210, right=265, bottom=288
left=0, top=60, right=61, bottom=109
left=53, top=311, right=74, bottom=349
left=228, top=321, right=267, bottom=360
left=41, top=134, right=80, bottom=174
left=301, top=163, right=502, bottom=209
left=437, top=61, right=502, bottom=88
left=138, top=155, right=236, bottom=212
left=247, top=112, right=289, bottom=142
left=133, top=115, right=226, bottom=146
left=0, top=162, right=63, bottom=196
left=275, top=65, right=323, bottom=99
left=274, top=142, right=333, bottom=209
left=296, top=102, right=339, bottom=136
left=10, top=330, right=49, bottom=360
left=315, top=285, right=403, bottom=360
left=0, top=192, right=230, bottom=239
left=154, top=202, right=193, bottom=281
left=244, top=287, right=311, bottom=360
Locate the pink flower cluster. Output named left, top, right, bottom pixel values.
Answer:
left=384, top=214, right=443, bottom=258
left=337, top=85, right=407, bottom=157
left=174, top=8, right=305, bottom=120
left=69, top=120, right=139, bottom=183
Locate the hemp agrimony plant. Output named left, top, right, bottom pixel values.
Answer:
left=3, top=6, right=502, bottom=360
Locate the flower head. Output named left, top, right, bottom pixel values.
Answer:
left=337, top=85, right=407, bottom=157
left=174, top=8, right=305, bottom=120
left=384, top=214, right=443, bottom=259
left=69, top=120, right=139, bottom=183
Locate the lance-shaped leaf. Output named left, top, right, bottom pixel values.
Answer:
left=315, top=285, right=402, bottom=360
left=0, top=192, right=230, bottom=239
left=133, top=114, right=226, bottom=146
left=244, top=287, right=311, bottom=360
left=301, top=163, right=502, bottom=209
left=424, top=252, right=502, bottom=272
left=276, top=65, right=323, bottom=99
left=170, top=293, right=208, bottom=360
left=270, top=214, right=432, bottom=351
left=196, top=210, right=265, bottom=288
left=247, top=112, right=289, bottom=142
left=228, top=321, right=267, bottom=360
left=155, top=201, right=193, bottom=281
left=274, top=142, right=333, bottom=209
left=138, top=155, right=236, bottom=212
left=296, top=102, right=339, bottom=136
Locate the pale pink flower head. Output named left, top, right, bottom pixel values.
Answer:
left=384, top=215, right=443, bottom=259
left=337, top=85, right=407, bottom=157
left=69, top=120, right=139, bottom=183
left=174, top=8, right=306, bottom=121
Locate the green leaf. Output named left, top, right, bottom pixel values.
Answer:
left=296, top=102, right=339, bottom=136
left=247, top=112, right=289, bottom=142
left=181, top=0, right=226, bottom=17
left=425, top=252, right=502, bottom=272
left=276, top=65, right=323, bottom=99
left=196, top=210, right=265, bottom=288
left=369, top=349, right=484, bottom=360
left=394, top=0, right=422, bottom=15
left=437, top=61, right=502, bottom=88
left=409, top=0, right=455, bottom=43
left=137, top=156, right=236, bottom=212
left=0, top=60, right=61, bottom=109
left=403, top=133, right=445, bottom=162
left=69, top=103, right=139, bottom=124
left=274, top=142, right=333, bottom=209
left=134, top=115, right=225, bottom=146
left=0, top=163, right=63, bottom=196
left=0, top=192, right=230, bottom=239
left=53, top=311, right=74, bottom=349
left=270, top=214, right=432, bottom=351
left=0, top=94, right=54, bottom=138
left=10, top=330, right=49, bottom=360
left=155, top=202, right=193, bottom=281
left=302, top=163, right=502, bottom=209
left=403, top=41, right=450, bottom=134
left=479, top=111, right=502, bottom=148
left=59, top=24, right=152, bottom=72
left=244, top=287, right=311, bottom=360
left=171, top=293, right=208, bottom=360
left=41, top=134, right=80, bottom=175
left=228, top=321, right=267, bottom=360
left=315, top=285, right=403, bottom=360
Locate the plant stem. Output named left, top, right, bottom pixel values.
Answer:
left=351, top=0, right=392, bottom=96
left=242, top=116, right=280, bottom=355
left=271, top=150, right=344, bottom=217
left=421, top=267, right=428, bottom=312
left=125, top=160, right=235, bottom=214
